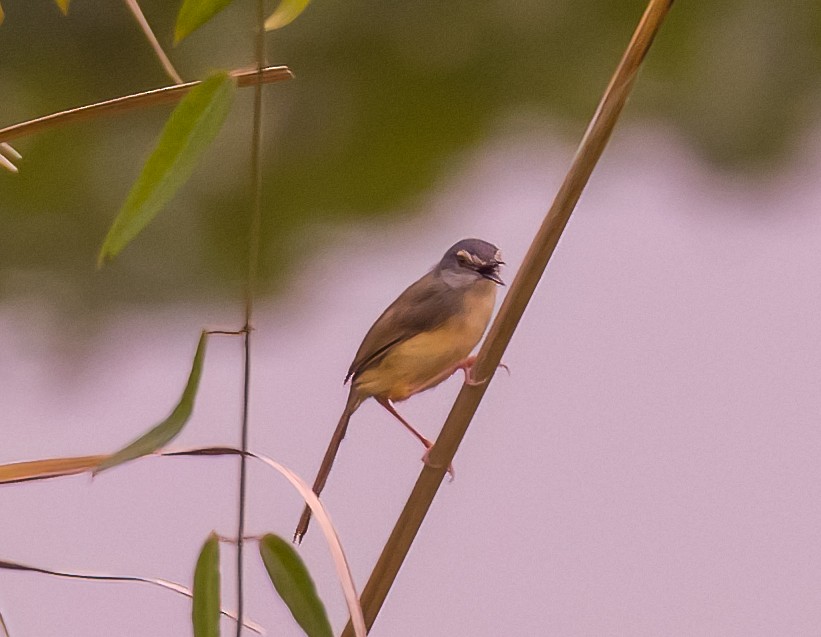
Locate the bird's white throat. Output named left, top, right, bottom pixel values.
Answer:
left=441, top=268, right=482, bottom=289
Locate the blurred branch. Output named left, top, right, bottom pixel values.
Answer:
left=123, top=0, right=184, bottom=84
left=341, top=0, right=676, bottom=635
left=0, top=66, right=292, bottom=145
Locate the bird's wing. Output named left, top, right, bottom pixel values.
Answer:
left=346, top=270, right=459, bottom=382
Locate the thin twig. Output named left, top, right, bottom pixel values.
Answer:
left=0, top=66, right=292, bottom=144
left=236, top=0, right=268, bottom=634
left=122, top=0, right=184, bottom=84
left=340, top=1, right=675, bottom=635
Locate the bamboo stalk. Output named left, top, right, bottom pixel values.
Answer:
left=0, top=66, right=292, bottom=144
left=341, top=1, right=675, bottom=635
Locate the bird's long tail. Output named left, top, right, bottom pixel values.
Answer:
left=294, top=390, right=362, bottom=543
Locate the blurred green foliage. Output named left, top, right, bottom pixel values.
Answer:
left=1, top=1, right=819, bottom=313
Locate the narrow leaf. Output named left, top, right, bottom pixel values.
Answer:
left=54, top=0, right=69, bottom=15
left=0, top=455, right=109, bottom=484
left=0, top=609, right=9, bottom=637
left=259, top=534, right=332, bottom=637
left=193, top=534, right=221, bottom=637
left=175, top=0, right=234, bottom=44
left=0, top=557, right=262, bottom=633
left=0, top=3, right=5, bottom=26
left=264, top=0, right=310, bottom=31
left=94, top=331, right=208, bottom=474
left=97, top=73, right=235, bottom=267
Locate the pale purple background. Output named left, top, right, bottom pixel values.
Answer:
left=3, top=126, right=821, bottom=635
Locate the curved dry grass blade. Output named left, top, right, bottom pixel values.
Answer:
left=340, top=1, right=676, bottom=635
left=54, top=0, right=69, bottom=15
left=175, top=0, right=234, bottom=44
left=0, top=3, right=5, bottom=25
left=97, top=73, right=235, bottom=266
left=163, top=447, right=366, bottom=637
left=0, top=609, right=9, bottom=637
left=0, top=67, right=292, bottom=146
left=259, top=534, right=332, bottom=637
left=94, top=331, right=208, bottom=474
left=264, top=0, right=310, bottom=31
left=0, top=455, right=108, bottom=484
left=0, top=445, right=355, bottom=634
left=193, top=533, right=221, bottom=637
left=0, top=558, right=263, bottom=634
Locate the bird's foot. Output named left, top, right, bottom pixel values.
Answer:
left=421, top=445, right=455, bottom=481
left=462, top=359, right=511, bottom=386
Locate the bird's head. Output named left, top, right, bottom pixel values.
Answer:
left=439, top=238, right=504, bottom=286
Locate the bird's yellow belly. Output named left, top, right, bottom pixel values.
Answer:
left=354, top=280, right=496, bottom=401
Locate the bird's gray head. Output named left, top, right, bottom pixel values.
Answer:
left=437, top=238, right=504, bottom=286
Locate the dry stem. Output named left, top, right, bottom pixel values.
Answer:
left=0, top=66, right=292, bottom=145
left=341, top=1, right=676, bottom=634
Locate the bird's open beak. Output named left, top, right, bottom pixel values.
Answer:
left=479, top=262, right=505, bottom=285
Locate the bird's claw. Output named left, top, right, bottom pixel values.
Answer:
left=463, top=362, right=510, bottom=386
left=421, top=447, right=455, bottom=481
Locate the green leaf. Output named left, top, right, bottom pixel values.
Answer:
left=94, top=331, right=208, bottom=474
left=259, top=534, right=332, bottom=637
left=175, top=0, right=234, bottom=44
left=193, top=533, right=221, bottom=637
left=97, top=72, right=235, bottom=267
left=54, top=0, right=69, bottom=15
left=264, top=0, right=310, bottom=31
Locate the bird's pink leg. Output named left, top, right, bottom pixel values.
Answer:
left=375, top=397, right=455, bottom=478
left=376, top=397, right=432, bottom=447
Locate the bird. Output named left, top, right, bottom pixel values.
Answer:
left=294, top=238, right=504, bottom=543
